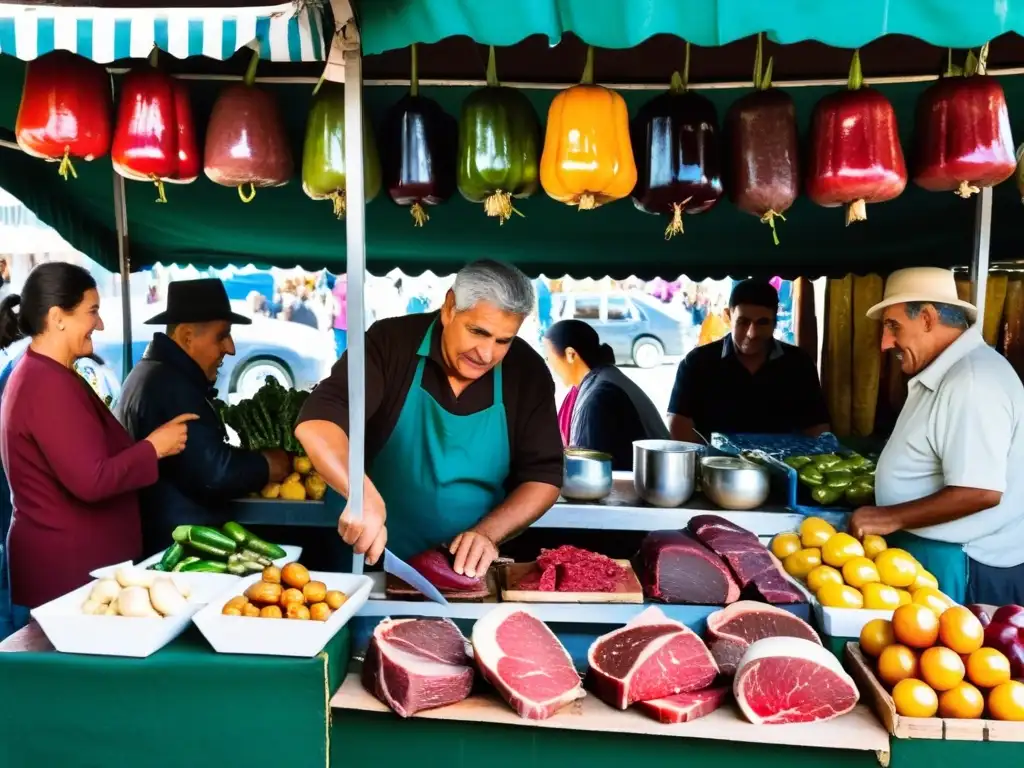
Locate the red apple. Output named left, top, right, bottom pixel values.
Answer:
left=967, top=604, right=992, bottom=627
left=992, top=605, right=1024, bottom=628
left=985, top=621, right=1024, bottom=677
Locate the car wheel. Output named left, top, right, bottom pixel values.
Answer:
left=632, top=337, right=664, bottom=369
left=234, top=358, right=293, bottom=399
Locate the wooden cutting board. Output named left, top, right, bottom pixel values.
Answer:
left=385, top=567, right=497, bottom=602
left=499, top=560, right=644, bottom=604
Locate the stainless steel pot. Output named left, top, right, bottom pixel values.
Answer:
left=701, top=456, right=770, bottom=510
left=633, top=439, right=702, bottom=507
left=562, top=448, right=613, bottom=501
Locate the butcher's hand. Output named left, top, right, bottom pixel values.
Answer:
left=450, top=529, right=498, bottom=580
left=337, top=486, right=387, bottom=566
left=849, top=505, right=899, bottom=539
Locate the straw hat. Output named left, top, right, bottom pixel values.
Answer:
left=866, top=267, right=977, bottom=322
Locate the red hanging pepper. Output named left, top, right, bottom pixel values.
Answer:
left=806, top=51, right=907, bottom=226
left=16, top=50, right=112, bottom=180
left=913, top=45, right=1016, bottom=199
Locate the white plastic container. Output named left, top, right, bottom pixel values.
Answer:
left=812, top=600, right=895, bottom=638
left=192, top=571, right=372, bottom=657
left=90, top=544, right=303, bottom=580
left=31, top=573, right=227, bottom=658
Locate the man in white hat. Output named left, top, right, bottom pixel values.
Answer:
left=849, top=267, right=1024, bottom=606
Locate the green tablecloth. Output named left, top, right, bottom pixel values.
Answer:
left=0, top=623, right=349, bottom=768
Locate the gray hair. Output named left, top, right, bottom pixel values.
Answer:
left=904, top=301, right=970, bottom=330
left=452, top=260, right=534, bottom=315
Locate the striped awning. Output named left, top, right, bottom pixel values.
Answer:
left=0, top=2, right=326, bottom=63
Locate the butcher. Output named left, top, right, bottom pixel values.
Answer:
left=849, top=267, right=1024, bottom=606
left=295, top=260, right=563, bottom=579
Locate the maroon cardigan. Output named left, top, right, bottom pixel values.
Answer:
left=1, top=349, right=159, bottom=607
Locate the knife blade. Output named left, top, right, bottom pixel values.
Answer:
left=383, top=549, right=449, bottom=605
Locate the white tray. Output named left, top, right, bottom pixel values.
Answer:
left=192, top=571, right=372, bottom=658
left=31, top=573, right=228, bottom=658
left=812, top=600, right=895, bottom=638
left=90, top=544, right=303, bottom=580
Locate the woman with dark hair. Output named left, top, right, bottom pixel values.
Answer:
left=544, top=319, right=669, bottom=470
left=0, top=262, right=196, bottom=623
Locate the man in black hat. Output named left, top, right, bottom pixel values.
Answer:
left=116, top=279, right=291, bottom=554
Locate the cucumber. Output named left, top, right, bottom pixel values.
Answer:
left=187, top=526, right=238, bottom=551
left=173, top=557, right=200, bottom=572
left=241, top=536, right=286, bottom=561
left=221, top=522, right=249, bottom=545
left=159, top=542, right=185, bottom=571
left=240, top=549, right=273, bottom=567
left=180, top=560, right=229, bottom=573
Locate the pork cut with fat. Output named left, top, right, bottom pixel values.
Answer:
left=635, top=686, right=730, bottom=724
left=706, top=601, right=821, bottom=675
left=587, top=606, right=718, bottom=709
left=637, top=530, right=740, bottom=604
left=362, top=618, right=474, bottom=718
left=472, top=604, right=585, bottom=720
left=733, top=636, right=859, bottom=725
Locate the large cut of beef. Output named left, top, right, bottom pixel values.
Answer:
left=518, top=545, right=626, bottom=593
left=688, top=515, right=805, bottom=604
left=472, top=604, right=585, bottom=719
left=635, top=686, right=730, bottom=724
left=362, top=618, right=474, bottom=718
left=706, top=601, right=821, bottom=676
left=587, top=606, right=718, bottom=709
left=733, top=636, right=859, bottom=724
left=637, top=530, right=740, bottom=604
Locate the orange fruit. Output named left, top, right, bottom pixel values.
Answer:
left=910, top=569, right=939, bottom=592
left=822, top=533, right=865, bottom=568
left=938, top=682, right=985, bottom=719
left=843, top=556, right=881, bottom=588
left=816, top=583, right=864, bottom=609
left=771, top=533, right=802, bottom=560
left=875, top=548, right=919, bottom=588
left=988, top=681, right=1024, bottom=721
left=862, top=582, right=902, bottom=610
left=877, top=644, right=919, bottom=686
left=862, top=534, right=887, bottom=559
left=919, top=646, right=966, bottom=692
left=938, top=606, right=985, bottom=655
left=892, top=678, right=939, bottom=717
left=860, top=618, right=896, bottom=657
left=806, top=565, right=844, bottom=593
left=912, top=587, right=955, bottom=617
left=892, top=603, right=940, bottom=649
left=799, top=517, right=836, bottom=548
left=783, top=548, right=822, bottom=579
left=896, top=589, right=913, bottom=606
left=966, top=648, right=1012, bottom=689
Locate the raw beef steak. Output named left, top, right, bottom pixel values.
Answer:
left=472, top=604, right=585, bottom=720
left=362, top=618, right=474, bottom=718
left=587, top=606, right=718, bottom=709
left=635, top=686, right=730, bottom=724
left=637, top=530, right=740, bottom=604
left=733, top=637, right=859, bottom=724
left=706, top=601, right=821, bottom=676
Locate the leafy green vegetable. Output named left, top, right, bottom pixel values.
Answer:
left=214, top=377, right=309, bottom=454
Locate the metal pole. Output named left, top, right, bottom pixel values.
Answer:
left=112, top=170, right=133, bottom=377
left=343, top=43, right=367, bottom=576
left=970, top=186, right=992, bottom=331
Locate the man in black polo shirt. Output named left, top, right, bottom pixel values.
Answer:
left=668, top=279, right=830, bottom=442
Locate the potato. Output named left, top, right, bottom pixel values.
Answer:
left=242, top=603, right=261, bottom=618
left=324, top=590, right=347, bottom=610
left=81, top=598, right=105, bottom=615
left=262, top=565, right=282, bottom=584
left=222, top=606, right=242, bottom=616
left=279, top=588, right=305, bottom=608
left=260, top=605, right=283, bottom=619
left=309, top=602, right=331, bottom=622
left=302, top=580, right=327, bottom=604
left=281, top=562, right=310, bottom=589
left=225, top=595, right=249, bottom=611
left=285, top=603, right=310, bottom=620
left=245, top=581, right=283, bottom=605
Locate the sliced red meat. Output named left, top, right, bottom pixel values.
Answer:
left=472, top=604, right=585, bottom=720
left=587, top=606, right=718, bottom=709
left=706, top=601, right=821, bottom=676
left=751, top=557, right=806, bottom=604
left=637, top=530, right=740, bottom=604
left=635, top=686, right=730, bottom=724
left=733, top=637, right=859, bottom=724
left=407, top=548, right=484, bottom=591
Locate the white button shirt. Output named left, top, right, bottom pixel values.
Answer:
left=875, top=326, right=1024, bottom=567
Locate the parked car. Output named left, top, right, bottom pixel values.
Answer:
left=555, top=291, right=686, bottom=368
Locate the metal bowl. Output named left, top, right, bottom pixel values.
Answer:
left=633, top=439, right=703, bottom=508
left=562, top=448, right=614, bottom=501
left=700, top=456, right=770, bottom=510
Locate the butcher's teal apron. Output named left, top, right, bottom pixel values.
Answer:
left=887, top=530, right=968, bottom=605
left=369, top=321, right=510, bottom=559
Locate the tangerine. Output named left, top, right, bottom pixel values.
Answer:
left=892, top=603, right=940, bottom=649
left=988, top=681, right=1024, bottom=721
left=966, top=648, right=1012, bottom=689
left=919, top=646, right=966, bottom=692
left=938, top=606, right=985, bottom=655
left=877, top=644, right=919, bottom=686
left=875, top=548, right=919, bottom=588
left=937, top=682, right=985, bottom=719
left=892, top=678, right=939, bottom=717
left=860, top=618, right=896, bottom=657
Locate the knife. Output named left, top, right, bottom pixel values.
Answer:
left=383, top=549, right=449, bottom=605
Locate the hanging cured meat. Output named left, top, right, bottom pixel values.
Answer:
left=204, top=49, right=293, bottom=202
left=540, top=47, right=636, bottom=210
left=632, top=42, right=723, bottom=238
left=457, top=46, right=542, bottom=224
left=112, top=49, right=199, bottom=203
left=913, top=46, right=1015, bottom=198
left=382, top=44, right=458, bottom=227
left=806, top=51, right=907, bottom=226
left=301, top=81, right=381, bottom=219
left=725, top=35, right=798, bottom=244
left=16, top=50, right=112, bottom=180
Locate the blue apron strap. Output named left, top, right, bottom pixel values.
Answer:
left=493, top=363, right=503, bottom=407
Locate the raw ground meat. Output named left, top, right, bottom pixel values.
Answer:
left=517, top=545, right=625, bottom=593
left=635, top=686, right=730, bottom=724
left=637, top=530, right=740, bottom=604
left=706, top=601, right=821, bottom=676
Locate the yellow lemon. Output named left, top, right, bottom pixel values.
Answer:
left=875, top=548, right=919, bottom=588
left=822, top=533, right=866, bottom=568
left=783, top=548, right=822, bottom=579
left=910, top=569, right=939, bottom=592
left=913, top=587, right=956, bottom=617
left=770, top=533, right=802, bottom=560
left=862, top=582, right=902, bottom=610
left=799, top=517, right=837, bottom=548
left=862, top=534, right=888, bottom=560
left=817, top=583, right=865, bottom=609
left=807, top=565, right=844, bottom=593
left=843, top=556, right=881, bottom=589
left=896, top=589, right=913, bottom=606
